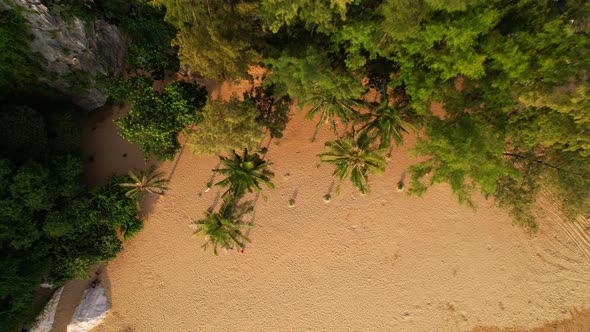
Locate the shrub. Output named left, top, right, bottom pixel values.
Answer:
left=186, top=96, right=265, bottom=155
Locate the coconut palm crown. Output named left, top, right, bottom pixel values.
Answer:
left=213, top=149, right=274, bottom=199
left=192, top=199, right=253, bottom=255
left=119, top=165, right=169, bottom=200
left=361, top=87, right=413, bottom=149
left=319, top=132, right=387, bottom=195
left=305, top=92, right=360, bottom=134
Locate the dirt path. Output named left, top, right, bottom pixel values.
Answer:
left=52, top=78, right=590, bottom=331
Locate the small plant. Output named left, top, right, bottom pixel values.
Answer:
left=205, top=180, right=213, bottom=192
left=323, top=194, right=331, bottom=202
left=288, top=199, right=296, bottom=207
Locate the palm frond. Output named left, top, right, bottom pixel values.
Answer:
left=213, top=149, right=274, bottom=199
left=192, top=201, right=253, bottom=255
left=319, top=133, right=386, bottom=194
left=119, top=166, right=169, bottom=205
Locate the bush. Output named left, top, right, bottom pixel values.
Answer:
left=0, top=9, right=43, bottom=98
left=246, top=85, right=292, bottom=139
left=0, top=101, right=139, bottom=329
left=105, top=76, right=207, bottom=160
left=186, top=96, right=266, bottom=155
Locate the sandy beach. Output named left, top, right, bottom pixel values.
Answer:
left=51, top=79, right=590, bottom=332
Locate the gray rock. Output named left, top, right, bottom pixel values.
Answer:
left=7, top=0, right=127, bottom=111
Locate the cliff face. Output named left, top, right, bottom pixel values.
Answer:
left=8, top=0, right=127, bottom=110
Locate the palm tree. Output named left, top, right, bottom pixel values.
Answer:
left=192, top=199, right=253, bottom=255
left=119, top=165, right=168, bottom=203
left=214, top=149, right=274, bottom=199
left=305, top=92, right=360, bottom=134
left=319, top=132, right=387, bottom=195
left=362, top=87, right=412, bottom=149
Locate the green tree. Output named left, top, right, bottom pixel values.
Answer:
left=214, top=149, right=274, bottom=199
left=186, top=96, right=265, bottom=155
left=0, top=106, right=48, bottom=161
left=106, top=76, right=208, bottom=161
left=118, top=1, right=180, bottom=78
left=264, top=48, right=366, bottom=133
left=0, top=103, right=138, bottom=329
left=245, top=85, right=292, bottom=139
left=192, top=199, right=253, bottom=255
left=319, top=132, right=387, bottom=195
left=360, top=88, right=413, bottom=149
left=150, top=0, right=261, bottom=80
left=365, top=0, right=590, bottom=227
left=260, top=0, right=355, bottom=34
left=120, top=165, right=168, bottom=202
left=92, top=175, right=145, bottom=241
left=409, top=115, right=518, bottom=206
left=0, top=8, right=43, bottom=98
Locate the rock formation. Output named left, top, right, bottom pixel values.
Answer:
left=7, top=0, right=127, bottom=110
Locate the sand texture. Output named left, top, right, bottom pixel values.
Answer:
left=54, top=79, right=590, bottom=332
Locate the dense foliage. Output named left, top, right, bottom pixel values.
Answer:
left=3, top=1, right=590, bottom=326
left=0, top=9, right=43, bottom=97
left=245, top=85, right=292, bottom=139
left=186, top=96, right=266, bottom=155
left=104, top=75, right=207, bottom=161
left=0, top=103, right=141, bottom=329
left=151, top=0, right=590, bottom=228
left=0, top=5, right=143, bottom=329
left=45, top=0, right=180, bottom=78
left=150, top=0, right=261, bottom=80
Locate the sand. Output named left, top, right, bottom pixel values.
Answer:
left=52, top=79, right=590, bottom=332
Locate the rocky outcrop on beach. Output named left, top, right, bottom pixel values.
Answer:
left=7, top=0, right=126, bottom=110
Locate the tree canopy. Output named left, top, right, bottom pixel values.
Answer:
left=3, top=2, right=590, bottom=327
left=261, top=0, right=590, bottom=226
left=104, top=75, right=208, bottom=161
left=0, top=103, right=140, bottom=329
left=186, top=96, right=266, bottom=155
left=150, top=0, right=262, bottom=80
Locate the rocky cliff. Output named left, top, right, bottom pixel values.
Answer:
left=8, top=0, right=127, bottom=111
